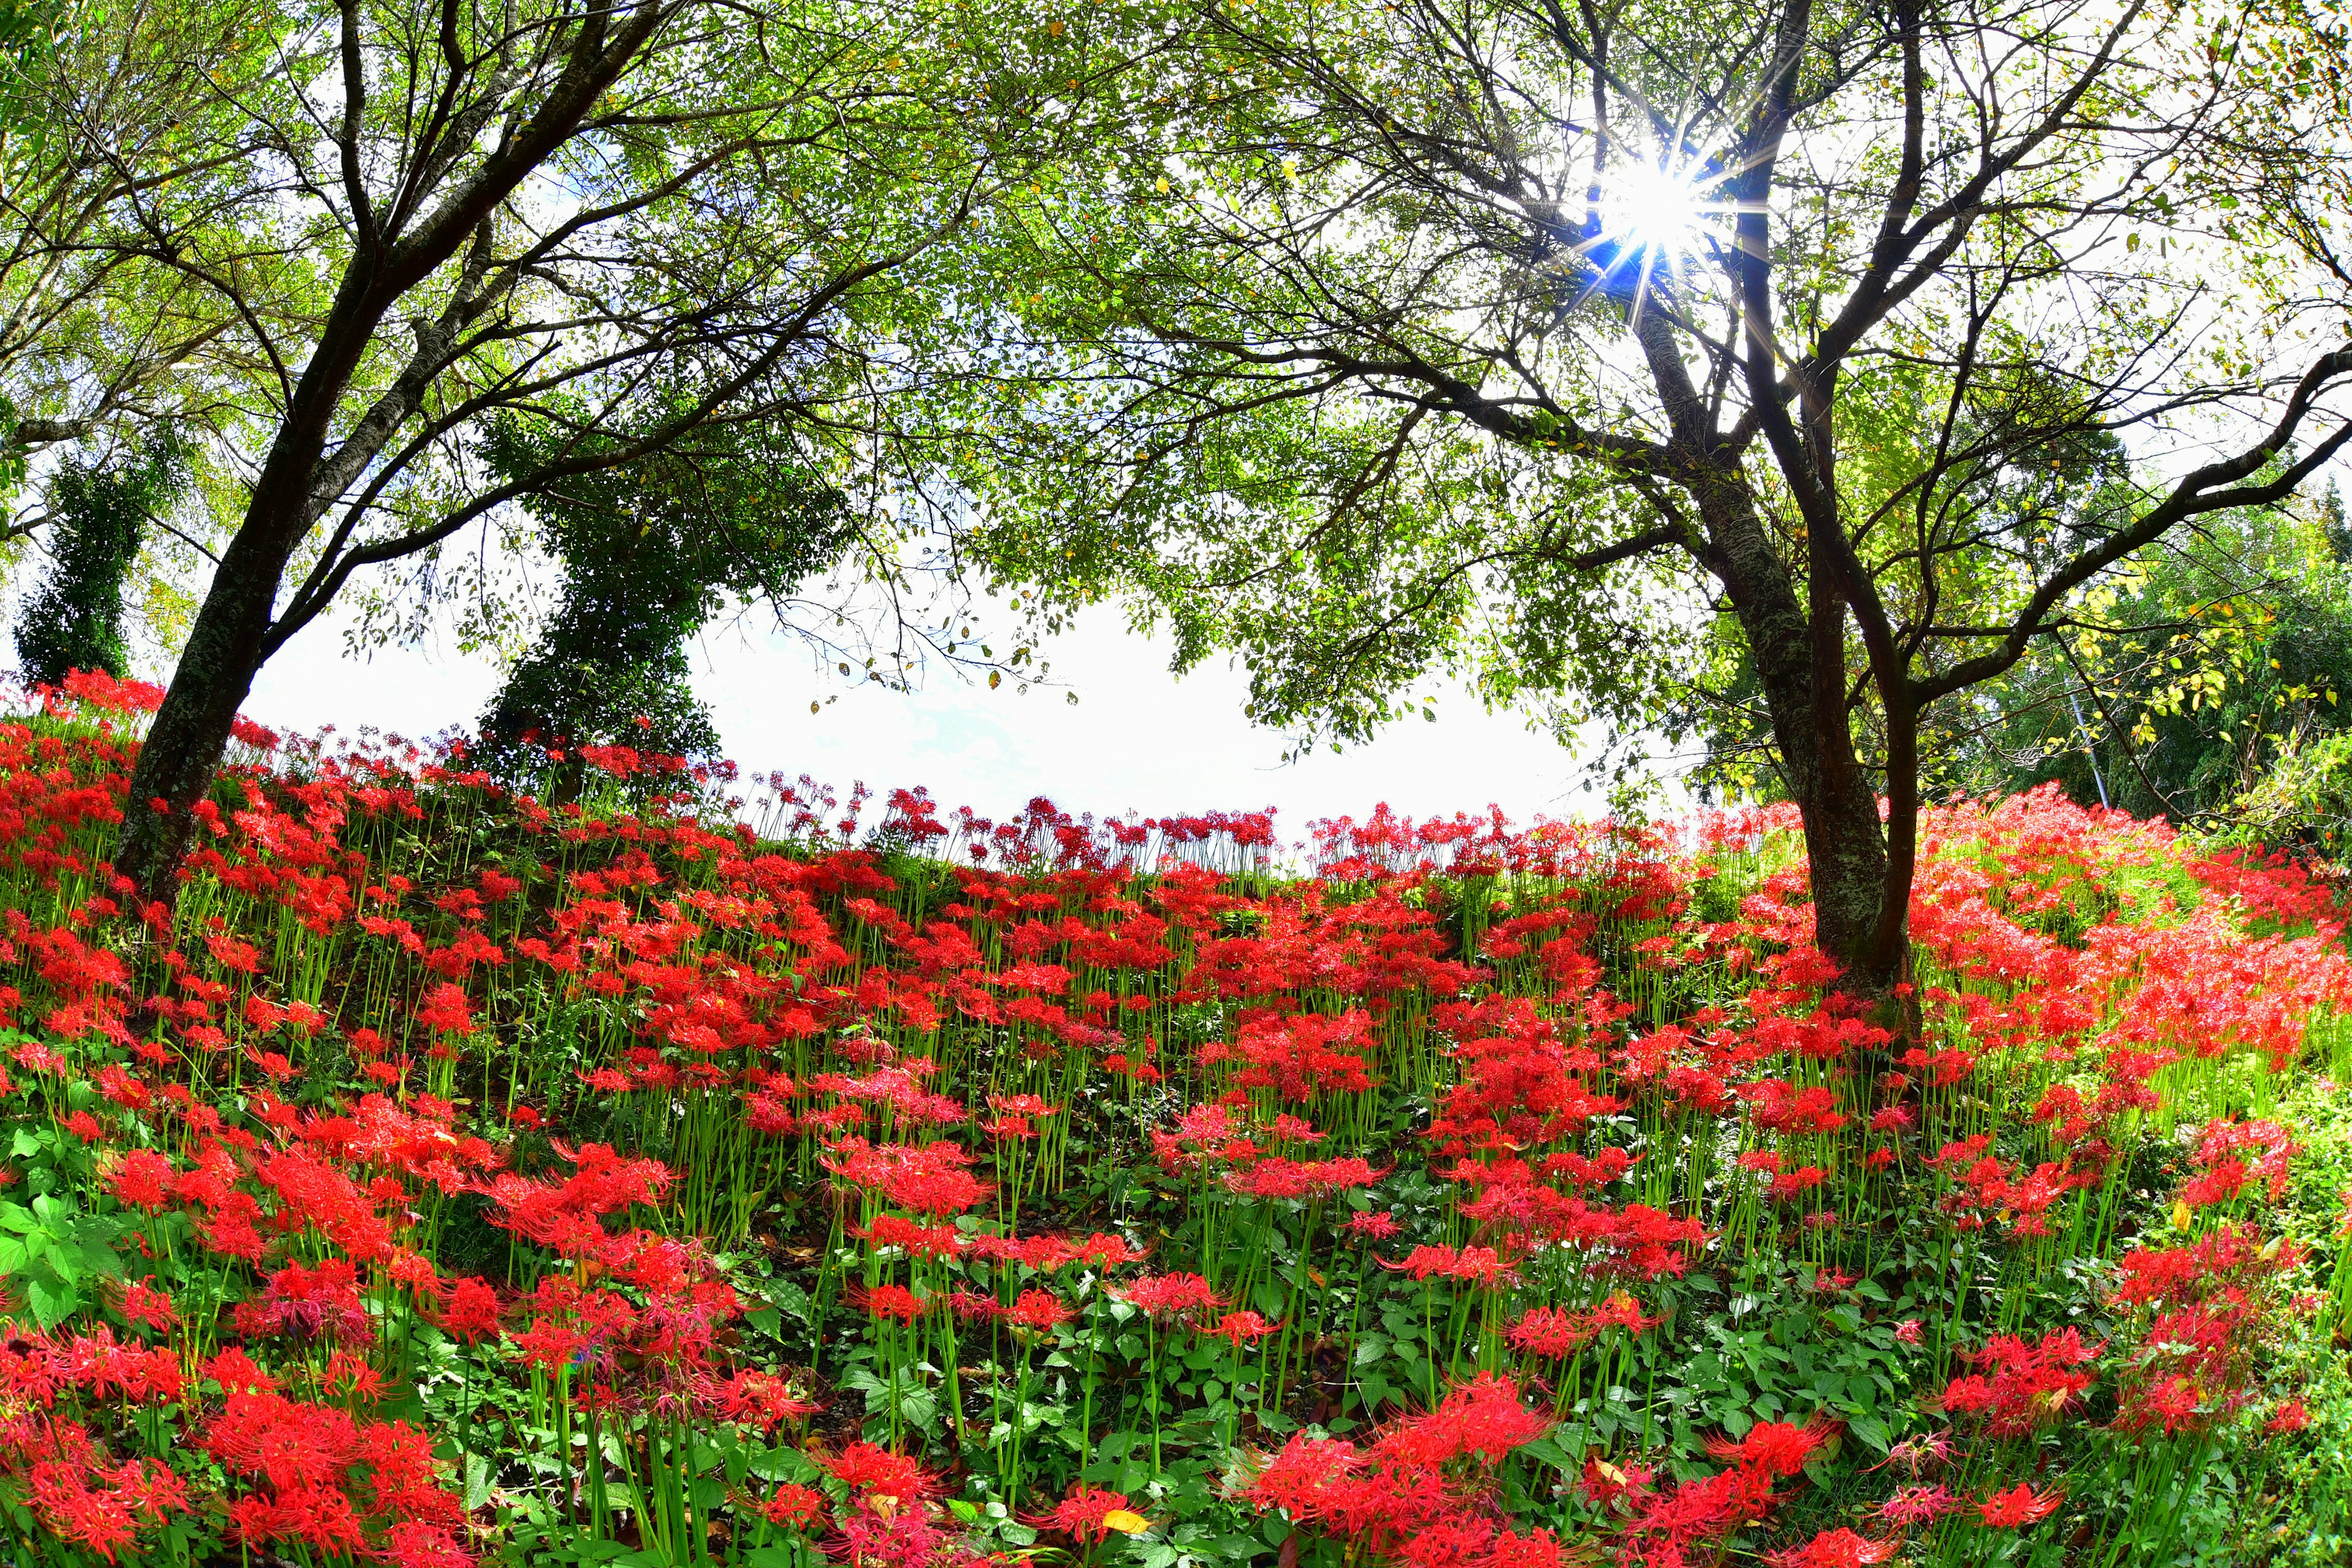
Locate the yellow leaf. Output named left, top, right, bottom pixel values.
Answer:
left=1103, top=1509, right=1150, bottom=1534
left=989, top=670, right=1002, bottom=689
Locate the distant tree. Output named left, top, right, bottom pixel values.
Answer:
left=15, top=435, right=181, bottom=684
left=1930, top=491, right=2352, bottom=835
left=474, top=411, right=852, bottom=798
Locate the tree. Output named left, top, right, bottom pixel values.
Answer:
left=13, top=434, right=182, bottom=684
left=473, top=409, right=852, bottom=798
left=39, top=0, right=1106, bottom=899
left=981, top=0, right=2352, bottom=997
left=0, top=0, right=260, bottom=525
left=1924, top=488, right=2352, bottom=831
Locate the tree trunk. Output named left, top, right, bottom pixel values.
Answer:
left=110, top=527, right=293, bottom=902
left=1792, top=758, right=1894, bottom=980
left=1691, top=474, right=1905, bottom=997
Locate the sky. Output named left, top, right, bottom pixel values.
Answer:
left=234, top=596, right=1632, bottom=835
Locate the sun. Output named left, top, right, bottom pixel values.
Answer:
left=1578, top=154, right=1733, bottom=307
left=1603, top=162, right=1709, bottom=255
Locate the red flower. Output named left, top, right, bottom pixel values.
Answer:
left=1212, top=1310, right=1280, bottom=1347
left=1115, top=1273, right=1225, bottom=1322
left=1703, top=1414, right=1839, bottom=1479
left=720, top=1370, right=816, bottom=1434
left=1028, top=1482, right=1144, bottom=1545
left=1977, top=1483, right=2066, bottom=1528
left=1765, top=1528, right=1901, bottom=1567
left=822, top=1442, right=935, bottom=1509
left=2267, top=1400, right=2312, bottom=1435
left=119, top=1280, right=178, bottom=1334
left=761, top=1482, right=827, bottom=1530
left=1876, top=1483, right=1959, bottom=1525
left=1009, top=1289, right=1074, bottom=1333
left=413, top=982, right=473, bottom=1036
left=434, top=1278, right=502, bottom=1344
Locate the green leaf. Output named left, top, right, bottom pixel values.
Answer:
left=21, top=1275, right=74, bottom=1329
left=766, top=1280, right=813, bottom=1327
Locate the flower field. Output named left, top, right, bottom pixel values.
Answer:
left=4, top=673, right=2352, bottom=1568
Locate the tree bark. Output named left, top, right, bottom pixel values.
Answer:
left=1685, top=466, right=1903, bottom=998
left=109, top=523, right=298, bottom=900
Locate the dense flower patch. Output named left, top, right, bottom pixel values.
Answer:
left=0, top=669, right=2348, bottom=1566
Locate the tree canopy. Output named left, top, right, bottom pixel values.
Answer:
left=968, top=0, right=2352, bottom=988
left=1, top=0, right=1128, bottom=895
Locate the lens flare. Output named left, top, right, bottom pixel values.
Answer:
left=1605, top=164, right=1707, bottom=254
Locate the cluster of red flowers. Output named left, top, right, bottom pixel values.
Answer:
left=1248, top=1375, right=1568, bottom=1567
left=0, top=685, right=2337, bottom=1566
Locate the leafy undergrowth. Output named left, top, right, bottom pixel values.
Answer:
left=2, top=671, right=2351, bottom=1568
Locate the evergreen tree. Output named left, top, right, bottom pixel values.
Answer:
left=477, top=414, right=852, bottom=796
left=15, top=437, right=179, bottom=685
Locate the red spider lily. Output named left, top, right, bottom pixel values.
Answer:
left=1763, top=1528, right=1901, bottom=1568
left=761, top=1481, right=827, bottom=1529
left=1024, top=1481, right=1149, bottom=1545
left=1937, top=1327, right=2101, bottom=1436
left=1378, top=1373, right=1552, bottom=1464
left=718, top=1370, right=817, bottom=1434
left=232, top=1258, right=373, bottom=1345
left=4, top=707, right=2348, bottom=1568
left=1386, top=1243, right=1521, bottom=1286
left=1241, top=1380, right=1558, bottom=1560
left=1577, top=1455, right=1654, bottom=1508
left=24, top=1453, right=186, bottom=1562
left=821, top=1137, right=992, bottom=1215
left=432, top=1277, right=503, bottom=1344
left=1008, top=1289, right=1075, bottom=1333
left=1115, top=1273, right=1226, bottom=1321
left=1702, top=1414, right=1840, bottom=1479
left=856, top=1213, right=968, bottom=1257
left=1876, top=1483, right=1961, bottom=1525
left=854, top=1283, right=932, bottom=1324
left=1211, top=1310, right=1281, bottom=1347
left=116, top=1281, right=176, bottom=1335
left=822, top=1441, right=937, bottom=1509
left=1866, top=1429, right=1952, bottom=1479
left=1976, top=1483, right=2066, bottom=1528
left=1505, top=1295, right=1657, bottom=1359
left=103, top=1149, right=173, bottom=1213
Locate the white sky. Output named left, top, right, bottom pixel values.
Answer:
left=235, top=598, right=1624, bottom=833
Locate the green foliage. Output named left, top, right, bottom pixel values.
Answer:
left=475, top=413, right=853, bottom=784
left=1928, top=492, right=2352, bottom=845
left=13, top=435, right=179, bottom=684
